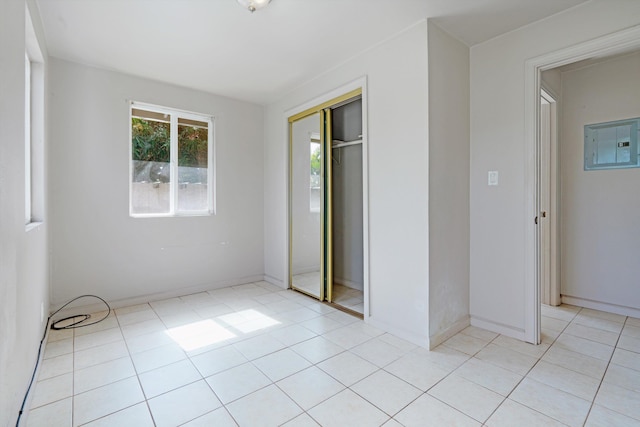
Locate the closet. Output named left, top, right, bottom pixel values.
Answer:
left=289, top=90, right=364, bottom=315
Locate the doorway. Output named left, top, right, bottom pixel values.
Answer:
left=539, top=87, right=560, bottom=308
left=525, top=25, right=640, bottom=344
left=288, top=88, right=366, bottom=316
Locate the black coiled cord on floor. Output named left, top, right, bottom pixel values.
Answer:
left=50, top=295, right=111, bottom=330
left=16, top=295, right=111, bottom=427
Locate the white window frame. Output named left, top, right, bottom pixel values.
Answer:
left=129, top=101, right=216, bottom=218
left=25, top=5, right=45, bottom=231
left=25, top=52, right=31, bottom=225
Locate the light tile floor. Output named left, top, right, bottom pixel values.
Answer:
left=290, top=274, right=364, bottom=314
left=291, top=272, right=321, bottom=300
left=332, top=284, right=364, bottom=314
left=25, top=282, right=640, bottom=426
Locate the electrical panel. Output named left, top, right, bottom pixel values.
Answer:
left=585, top=118, right=640, bottom=170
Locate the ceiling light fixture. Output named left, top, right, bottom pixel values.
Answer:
left=237, top=0, right=271, bottom=13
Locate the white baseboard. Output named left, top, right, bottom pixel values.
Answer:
left=429, top=316, right=470, bottom=350
left=562, top=295, right=640, bottom=318
left=333, top=276, right=363, bottom=291
left=50, top=274, right=265, bottom=316
left=291, top=266, right=320, bottom=276
left=470, top=315, right=526, bottom=342
left=366, top=316, right=430, bottom=349
left=263, top=275, right=286, bottom=288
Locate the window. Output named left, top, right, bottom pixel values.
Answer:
left=25, top=53, right=31, bottom=225
left=310, top=133, right=321, bottom=212
left=25, top=6, right=45, bottom=229
left=130, top=103, right=214, bottom=216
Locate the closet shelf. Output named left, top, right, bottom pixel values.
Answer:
left=332, top=139, right=362, bottom=149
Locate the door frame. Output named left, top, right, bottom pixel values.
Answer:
left=524, top=25, right=640, bottom=344
left=284, top=76, right=370, bottom=318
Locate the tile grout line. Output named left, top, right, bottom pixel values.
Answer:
left=441, top=327, right=507, bottom=425
left=394, top=330, right=504, bottom=425
left=33, top=293, right=639, bottom=427
left=118, top=303, right=159, bottom=427
left=72, top=325, right=75, bottom=427
left=147, top=290, right=360, bottom=425
left=580, top=315, right=628, bottom=427
left=478, top=306, right=581, bottom=426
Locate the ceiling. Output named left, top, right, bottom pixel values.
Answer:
left=35, top=0, right=587, bottom=105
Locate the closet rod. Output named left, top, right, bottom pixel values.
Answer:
left=332, top=139, right=362, bottom=149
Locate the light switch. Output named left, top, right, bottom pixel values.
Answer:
left=488, top=170, right=499, bottom=186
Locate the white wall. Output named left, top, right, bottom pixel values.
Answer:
left=427, top=23, right=471, bottom=346
left=0, top=0, right=49, bottom=425
left=332, top=100, right=364, bottom=290
left=49, top=58, right=265, bottom=307
left=332, top=143, right=364, bottom=290
left=470, top=0, right=640, bottom=338
left=560, top=52, right=640, bottom=313
left=541, top=68, right=561, bottom=97
left=264, top=22, right=430, bottom=345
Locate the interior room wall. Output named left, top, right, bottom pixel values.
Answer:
left=264, top=22, right=430, bottom=345
left=332, top=100, right=364, bottom=291
left=48, top=58, right=265, bottom=308
left=427, top=22, right=471, bottom=347
left=469, top=0, right=640, bottom=339
left=0, top=1, right=49, bottom=424
left=559, top=52, right=640, bottom=315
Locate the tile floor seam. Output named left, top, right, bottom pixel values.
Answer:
left=416, top=339, right=499, bottom=424
left=428, top=359, right=510, bottom=423
left=245, top=358, right=292, bottom=398
left=516, top=307, right=636, bottom=427
left=182, top=379, right=222, bottom=426
left=439, top=376, right=509, bottom=424
left=118, top=312, right=162, bottom=427
left=269, top=380, right=314, bottom=425
left=481, top=306, right=577, bottom=427
left=426, top=390, right=498, bottom=425
left=348, top=378, right=422, bottom=419
left=543, top=346, right=609, bottom=381
left=448, top=330, right=504, bottom=375
left=562, top=330, right=617, bottom=347
left=144, top=399, right=157, bottom=427
left=222, top=406, right=240, bottom=427
left=580, top=314, right=629, bottom=427
left=29, top=294, right=640, bottom=427
left=75, top=402, right=143, bottom=427
left=71, top=327, right=76, bottom=427
left=381, top=331, right=499, bottom=412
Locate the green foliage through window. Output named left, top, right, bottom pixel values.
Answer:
left=130, top=103, right=213, bottom=215
left=178, top=125, right=208, bottom=168
left=310, top=144, right=321, bottom=176
left=132, top=117, right=170, bottom=163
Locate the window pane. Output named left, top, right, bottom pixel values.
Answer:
left=177, top=121, right=208, bottom=212
left=310, top=142, right=320, bottom=212
left=25, top=54, right=31, bottom=224
left=131, top=111, right=171, bottom=214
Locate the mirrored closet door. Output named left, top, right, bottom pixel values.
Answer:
left=289, top=89, right=364, bottom=315
left=290, top=111, right=324, bottom=300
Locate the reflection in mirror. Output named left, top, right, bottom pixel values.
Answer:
left=291, top=113, right=322, bottom=299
